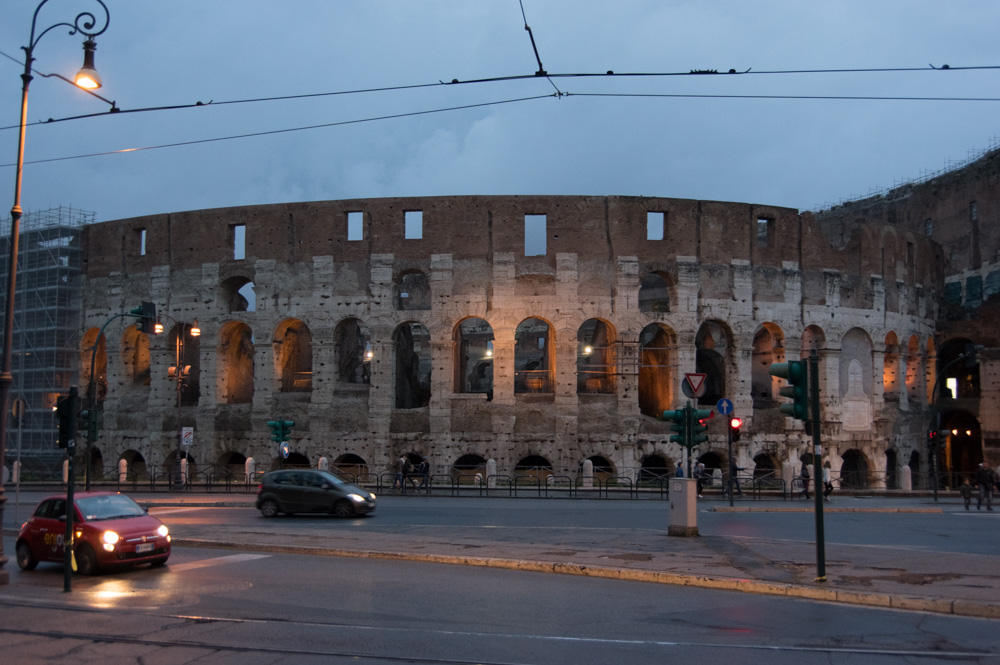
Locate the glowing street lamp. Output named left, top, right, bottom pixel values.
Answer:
left=0, top=0, right=111, bottom=587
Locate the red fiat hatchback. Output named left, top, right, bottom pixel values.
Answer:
left=16, top=491, right=171, bottom=575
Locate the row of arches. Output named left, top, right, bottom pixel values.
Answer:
left=93, top=314, right=963, bottom=426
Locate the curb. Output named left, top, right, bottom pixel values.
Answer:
left=172, top=537, right=1000, bottom=619
left=712, top=507, right=943, bottom=513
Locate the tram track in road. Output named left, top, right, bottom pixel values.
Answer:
left=0, top=597, right=994, bottom=664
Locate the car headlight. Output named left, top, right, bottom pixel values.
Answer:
left=369, top=492, right=376, bottom=501
left=157, top=525, right=169, bottom=538
left=347, top=493, right=365, bottom=503
left=102, top=530, right=119, bottom=545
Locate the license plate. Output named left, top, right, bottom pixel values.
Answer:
left=135, top=543, right=154, bottom=553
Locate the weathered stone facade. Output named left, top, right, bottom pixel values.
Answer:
left=77, top=163, right=996, bottom=488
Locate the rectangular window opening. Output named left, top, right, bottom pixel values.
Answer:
left=925, top=218, right=933, bottom=237
left=347, top=211, right=363, bottom=242
left=404, top=210, right=423, bottom=239
left=136, top=228, right=146, bottom=256
left=756, top=217, right=772, bottom=248
left=647, top=211, right=665, bottom=240
left=525, top=214, right=546, bottom=256
left=233, top=224, right=246, bottom=260
left=970, top=201, right=978, bottom=222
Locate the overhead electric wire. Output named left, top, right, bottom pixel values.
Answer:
left=569, top=91, right=1000, bottom=102
left=1, top=93, right=555, bottom=168
left=4, top=43, right=997, bottom=132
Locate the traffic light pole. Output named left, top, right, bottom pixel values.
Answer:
left=63, top=386, right=78, bottom=593
left=727, top=424, right=734, bottom=508
left=809, top=347, right=826, bottom=582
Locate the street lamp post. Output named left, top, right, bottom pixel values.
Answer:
left=0, top=0, right=110, bottom=586
left=157, top=317, right=200, bottom=490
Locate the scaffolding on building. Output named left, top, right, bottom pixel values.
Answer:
left=0, top=206, right=89, bottom=474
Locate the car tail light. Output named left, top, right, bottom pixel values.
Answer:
left=257, top=484, right=263, bottom=494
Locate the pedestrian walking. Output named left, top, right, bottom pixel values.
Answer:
left=727, top=458, right=744, bottom=497
left=675, top=463, right=684, bottom=478
left=975, top=462, right=995, bottom=511
left=392, top=456, right=405, bottom=491
left=959, top=477, right=973, bottom=510
left=417, top=459, right=430, bottom=492
left=693, top=462, right=705, bottom=498
left=823, top=464, right=834, bottom=501
left=799, top=461, right=811, bottom=499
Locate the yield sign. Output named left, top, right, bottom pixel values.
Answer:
left=685, top=373, right=708, bottom=397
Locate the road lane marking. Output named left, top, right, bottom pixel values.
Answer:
left=168, top=553, right=270, bottom=571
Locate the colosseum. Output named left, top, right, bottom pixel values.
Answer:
left=78, top=146, right=1000, bottom=491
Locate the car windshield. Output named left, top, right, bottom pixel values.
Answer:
left=76, top=495, right=146, bottom=521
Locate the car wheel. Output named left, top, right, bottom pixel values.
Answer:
left=259, top=499, right=280, bottom=518
left=75, top=544, right=99, bottom=576
left=15, top=541, right=37, bottom=571
left=150, top=556, right=169, bottom=568
left=332, top=500, right=353, bottom=518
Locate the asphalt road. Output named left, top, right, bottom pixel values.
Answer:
left=1, top=540, right=998, bottom=665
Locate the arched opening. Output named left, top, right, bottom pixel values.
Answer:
left=638, top=271, right=671, bottom=312
left=639, top=453, right=673, bottom=483
left=455, top=318, right=494, bottom=395
left=905, top=335, right=922, bottom=402
left=121, top=325, right=151, bottom=388
left=514, top=455, right=553, bottom=483
left=885, top=449, right=898, bottom=489
left=333, top=453, right=369, bottom=482
left=87, top=446, right=104, bottom=482
left=395, top=271, right=431, bottom=310
left=883, top=332, right=901, bottom=402
left=695, top=322, right=728, bottom=406
left=697, top=451, right=724, bottom=489
left=579, top=455, right=615, bottom=483
left=219, top=321, right=254, bottom=404
left=938, top=338, right=981, bottom=400
left=170, top=322, right=201, bottom=407
left=940, top=410, right=983, bottom=486
left=638, top=323, right=675, bottom=418
left=81, top=328, right=107, bottom=405
left=752, top=453, right=781, bottom=489
left=164, top=450, right=197, bottom=480
left=218, top=451, right=247, bottom=480
left=282, top=452, right=310, bottom=468
left=751, top=323, right=785, bottom=407
left=515, top=318, right=553, bottom=393
left=452, top=453, right=487, bottom=484
left=840, top=449, right=870, bottom=489
left=120, top=450, right=147, bottom=479
left=274, top=319, right=312, bottom=392
left=394, top=322, right=432, bottom=409
left=221, top=275, right=256, bottom=313
left=908, top=450, right=922, bottom=489
left=577, top=319, right=615, bottom=394
left=335, top=318, right=371, bottom=385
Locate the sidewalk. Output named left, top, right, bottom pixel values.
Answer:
left=6, top=491, right=999, bottom=619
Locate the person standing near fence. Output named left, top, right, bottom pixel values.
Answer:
left=975, top=462, right=995, bottom=510
left=693, top=462, right=705, bottom=498
left=417, top=458, right=430, bottom=493
left=799, top=460, right=811, bottom=499
left=823, top=464, right=834, bottom=501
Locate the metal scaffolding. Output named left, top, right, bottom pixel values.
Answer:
left=0, top=206, right=88, bottom=474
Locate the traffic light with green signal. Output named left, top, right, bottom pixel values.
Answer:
left=770, top=359, right=809, bottom=421
left=663, top=409, right=687, bottom=446
left=690, top=408, right=712, bottom=446
left=267, top=419, right=295, bottom=442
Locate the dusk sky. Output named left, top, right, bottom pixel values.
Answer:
left=1, top=1, right=998, bottom=225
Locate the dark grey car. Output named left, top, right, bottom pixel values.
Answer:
left=256, top=469, right=377, bottom=518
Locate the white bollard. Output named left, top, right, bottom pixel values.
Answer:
left=900, top=465, right=912, bottom=492
left=180, top=458, right=188, bottom=485
left=12, top=460, right=20, bottom=484
left=318, top=456, right=329, bottom=471
left=118, top=458, right=128, bottom=484
left=486, top=459, right=497, bottom=488
left=245, top=457, right=256, bottom=484
left=582, top=459, right=594, bottom=490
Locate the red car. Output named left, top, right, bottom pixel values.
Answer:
left=16, top=491, right=171, bottom=575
